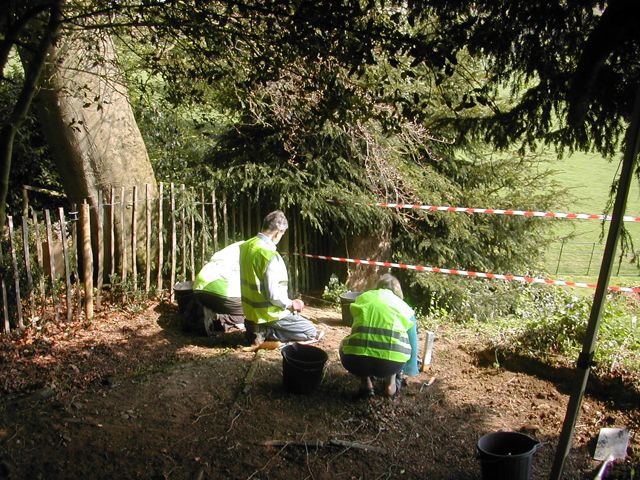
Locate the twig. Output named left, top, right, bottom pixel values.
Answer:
left=227, top=350, right=263, bottom=431
left=227, top=411, right=242, bottom=433
left=261, top=439, right=325, bottom=448
left=329, top=438, right=386, bottom=454
left=242, top=350, right=263, bottom=394
left=260, top=438, right=385, bottom=454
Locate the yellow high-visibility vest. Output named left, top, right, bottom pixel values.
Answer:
left=239, top=236, right=287, bottom=323
left=342, top=289, right=414, bottom=363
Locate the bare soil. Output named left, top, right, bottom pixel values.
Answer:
left=0, top=298, right=638, bottom=480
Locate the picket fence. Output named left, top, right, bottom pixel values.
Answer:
left=0, top=182, right=337, bottom=334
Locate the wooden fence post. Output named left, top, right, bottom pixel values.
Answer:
left=120, top=186, right=127, bottom=283
left=157, top=182, right=164, bottom=294
left=21, top=217, right=36, bottom=324
left=58, top=208, right=72, bottom=322
left=131, top=185, right=138, bottom=291
left=200, top=188, right=206, bottom=266
left=229, top=197, right=235, bottom=243
left=170, top=183, right=176, bottom=301
left=190, top=204, right=195, bottom=280
left=1, top=273, right=8, bottom=332
left=80, top=202, right=94, bottom=319
left=32, top=211, right=45, bottom=318
left=69, top=204, right=80, bottom=319
left=145, top=183, right=151, bottom=293
left=110, top=187, right=116, bottom=279
left=181, top=184, right=186, bottom=281
left=247, top=198, right=252, bottom=238
left=96, top=191, right=104, bottom=310
left=211, top=189, right=218, bottom=251
left=222, top=192, right=228, bottom=247
left=302, top=221, right=310, bottom=293
left=7, top=216, right=24, bottom=329
left=44, top=209, right=59, bottom=322
left=239, top=201, right=245, bottom=240
left=1, top=247, right=9, bottom=331
left=292, top=213, right=299, bottom=294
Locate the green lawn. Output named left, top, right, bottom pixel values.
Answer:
left=541, top=151, right=640, bottom=281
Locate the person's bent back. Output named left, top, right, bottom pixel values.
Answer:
left=192, top=241, right=246, bottom=334
left=340, top=273, right=418, bottom=398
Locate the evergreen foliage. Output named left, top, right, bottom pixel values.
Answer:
left=112, top=1, right=565, bottom=310
left=0, top=67, right=63, bottom=216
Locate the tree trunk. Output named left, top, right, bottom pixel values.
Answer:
left=34, top=32, right=157, bottom=274
left=345, top=230, right=392, bottom=292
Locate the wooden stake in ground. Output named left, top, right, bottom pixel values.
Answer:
left=80, top=203, right=93, bottom=320
left=21, top=217, right=35, bottom=324
left=131, top=185, right=137, bottom=291
left=157, top=182, right=164, bottom=295
left=96, top=191, right=104, bottom=310
left=44, top=209, right=59, bottom=322
left=7, top=216, right=24, bottom=329
left=58, top=208, right=72, bottom=323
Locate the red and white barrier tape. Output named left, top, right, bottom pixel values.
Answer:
left=297, top=252, right=640, bottom=294
left=330, top=199, right=640, bottom=222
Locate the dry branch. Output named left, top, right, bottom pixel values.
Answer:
left=259, top=438, right=386, bottom=454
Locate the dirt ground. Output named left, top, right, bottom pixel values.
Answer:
left=0, top=297, right=638, bottom=480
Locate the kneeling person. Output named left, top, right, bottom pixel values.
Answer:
left=239, top=210, right=320, bottom=345
left=193, top=241, right=246, bottom=335
left=340, top=273, right=419, bottom=398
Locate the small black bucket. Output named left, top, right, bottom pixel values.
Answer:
left=174, top=281, right=194, bottom=314
left=281, top=344, right=328, bottom=394
left=339, top=291, right=362, bottom=326
left=476, top=431, right=541, bottom=480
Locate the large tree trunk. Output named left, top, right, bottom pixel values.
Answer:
left=35, top=32, right=157, bottom=274
left=345, top=230, right=392, bottom=292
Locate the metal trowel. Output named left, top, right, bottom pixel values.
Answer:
left=593, top=427, right=630, bottom=480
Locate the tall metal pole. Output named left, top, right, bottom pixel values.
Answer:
left=549, top=84, right=640, bottom=479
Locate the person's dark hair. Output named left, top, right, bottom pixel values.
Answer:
left=262, top=210, right=288, bottom=233
left=376, top=273, right=403, bottom=299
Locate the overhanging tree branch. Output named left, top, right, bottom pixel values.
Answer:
left=0, top=0, right=62, bottom=229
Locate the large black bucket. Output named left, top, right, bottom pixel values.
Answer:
left=339, top=291, right=362, bottom=326
left=174, top=281, right=207, bottom=333
left=476, top=431, right=541, bottom=480
left=174, top=281, right=194, bottom=314
left=281, top=344, right=328, bottom=394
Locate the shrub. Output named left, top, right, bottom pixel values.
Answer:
left=490, top=285, right=640, bottom=377
left=322, top=274, right=348, bottom=305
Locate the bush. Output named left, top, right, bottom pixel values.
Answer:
left=322, top=274, right=348, bottom=305
left=490, top=285, right=640, bottom=377
left=407, top=273, right=526, bottom=324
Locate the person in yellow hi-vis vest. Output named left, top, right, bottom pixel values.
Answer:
left=239, top=210, right=323, bottom=345
left=192, top=241, right=246, bottom=335
left=340, top=273, right=419, bottom=399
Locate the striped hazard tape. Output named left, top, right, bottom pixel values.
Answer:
left=327, top=200, right=640, bottom=222
left=375, top=202, right=640, bottom=222
left=297, top=252, right=640, bottom=294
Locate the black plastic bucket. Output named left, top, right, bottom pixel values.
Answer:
left=339, top=291, right=362, bottom=326
left=281, top=344, right=328, bottom=394
left=174, top=281, right=194, bottom=314
left=476, top=431, right=541, bottom=480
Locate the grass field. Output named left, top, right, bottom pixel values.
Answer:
left=541, top=151, right=640, bottom=282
